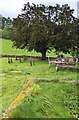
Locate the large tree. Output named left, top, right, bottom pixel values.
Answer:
left=52, top=4, right=77, bottom=55
left=70, top=18, right=79, bottom=57
left=12, top=3, right=57, bottom=59
left=12, top=2, right=77, bottom=59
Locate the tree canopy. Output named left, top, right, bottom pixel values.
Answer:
left=2, top=17, right=12, bottom=29
left=12, top=2, right=78, bottom=59
left=1, top=17, right=12, bottom=39
left=2, top=26, right=13, bottom=39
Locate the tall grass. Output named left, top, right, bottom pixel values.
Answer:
left=10, top=82, right=77, bottom=118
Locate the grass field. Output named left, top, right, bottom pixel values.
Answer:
left=0, top=38, right=72, bottom=57
left=1, top=58, right=78, bottom=118
left=0, top=38, right=40, bottom=56
left=0, top=38, right=78, bottom=118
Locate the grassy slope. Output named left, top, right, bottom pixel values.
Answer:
left=0, top=38, right=41, bottom=56
left=0, top=38, right=71, bottom=57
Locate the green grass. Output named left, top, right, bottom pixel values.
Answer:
left=10, top=82, right=78, bottom=118
left=1, top=57, right=78, bottom=118
left=1, top=38, right=78, bottom=118
left=0, top=38, right=41, bottom=56
left=0, top=38, right=71, bottom=57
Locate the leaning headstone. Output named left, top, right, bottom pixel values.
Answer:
left=23, top=56, right=26, bottom=61
left=32, top=59, right=35, bottom=65
left=19, top=58, right=22, bottom=63
left=29, top=57, right=33, bottom=66
left=11, top=58, right=13, bottom=63
left=15, top=56, right=18, bottom=60
left=8, top=57, right=10, bottom=63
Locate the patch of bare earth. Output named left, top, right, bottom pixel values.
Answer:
left=0, top=74, right=6, bottom=77
left=10, top=71, right=22, bottom=73
left=2, top=78, right=33, bottom=119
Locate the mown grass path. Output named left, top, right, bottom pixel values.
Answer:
left=2, top=79, right=33, bottom=119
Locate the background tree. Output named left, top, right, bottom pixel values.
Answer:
left=2, top=26, right=13, bottom=39
left=2, top=17, right=12, bottom=29
left=1, top=17, right=13, bottom=39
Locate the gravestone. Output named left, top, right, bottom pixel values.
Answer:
left=29, top=57, right=33, bottom=66
left=8, top=57, right=10, bottom=63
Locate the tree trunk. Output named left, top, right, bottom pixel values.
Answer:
left=41, top=51, right=46, bottom=60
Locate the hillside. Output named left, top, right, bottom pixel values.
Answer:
left=0, top=38, right=71, bottom=57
